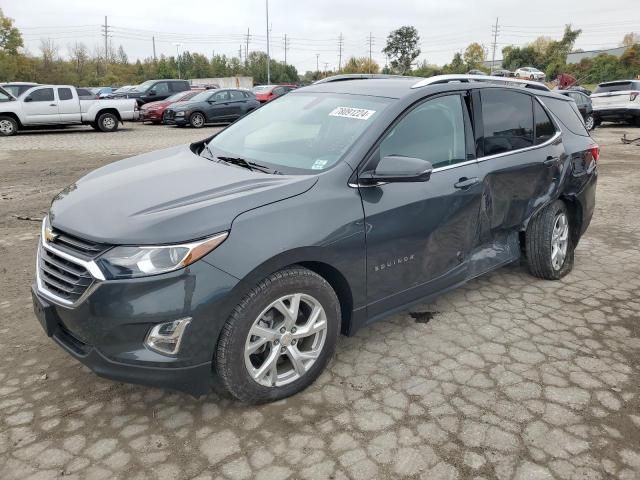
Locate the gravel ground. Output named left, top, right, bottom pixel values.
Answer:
left=0, top=122, right=639, bottom=480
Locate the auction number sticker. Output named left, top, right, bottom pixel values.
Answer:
left=329, top=106, right=376, bottom=120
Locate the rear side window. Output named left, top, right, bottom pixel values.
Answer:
left=533, top=100, right=556, bottom=144
left=481, top=89, right=534, bottom=155
left=542, top=97, right=589, bottom=137
left=229, top=90, right=245, bottom=100
left=594, top=82, right=633, bottom=93
left=77, top=88, right=93, bottom=97
left=171, top=81, right=189, bottom=92
left=58, top=88, right=73, bottom=101
left=29, top=88, right=54, bottom=102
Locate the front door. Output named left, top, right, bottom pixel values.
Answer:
left=22, top=87, right=60, bottom=124
left=207, top=90, right=234, bottom=121
left=359, top=93, right=482, bottom=318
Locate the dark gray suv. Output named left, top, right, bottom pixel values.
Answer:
left=32, top=75, right=598, bottom=403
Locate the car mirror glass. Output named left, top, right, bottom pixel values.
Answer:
left=361, top=155, right=433, bottom=185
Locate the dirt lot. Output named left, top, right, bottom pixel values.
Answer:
left=1, top=122, right=639, bottom=480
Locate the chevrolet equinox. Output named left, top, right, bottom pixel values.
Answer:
left=32, top=75, right=598, bottom=403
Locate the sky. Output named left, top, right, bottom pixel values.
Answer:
left=5, top=0, right=640, bottom=73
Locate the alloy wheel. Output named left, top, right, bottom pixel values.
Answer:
left=244, top=293, right=327, bottom=387
left=191, top=113, right=204, bottom=128
left=585, top=115, right=594, bottom=131
left=551, top=212, right=569, bottom=270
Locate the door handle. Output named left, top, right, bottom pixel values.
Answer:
left=49, top=104, right=57, bottom=107
left=544, top=156, right=560, bottom=166
left=454, top=177, right=480, bottom=189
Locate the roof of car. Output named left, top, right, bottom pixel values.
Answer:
left=598, top=79, right=639, bottom=85
left=297, top=75, right=565, bottom=101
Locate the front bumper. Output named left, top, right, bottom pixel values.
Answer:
left=33, top=250, right=240, bottom=396
left=163, top=113, right=189, bottom=125
left=141, top=110, right=163, bottom=121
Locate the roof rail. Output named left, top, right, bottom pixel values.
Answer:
left=313, top=74, right=415, bottom=84
left=411, top=74, right=550, bottom=92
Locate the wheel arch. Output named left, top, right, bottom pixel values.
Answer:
left=96, top=108, right=122, bottom=122
left=0, top=112, right=23, bottom=127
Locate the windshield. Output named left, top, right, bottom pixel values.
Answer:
left=165, top=90, right=195, bottom=102
left=252, top=85, right=272, bottom=92
left=189, top=90, right=214, bottom=102
left=131, top=80, right=155, bottom=92
left=3, top=85, right=24, bottom=97
left=207, top=92, right=392, bottom=173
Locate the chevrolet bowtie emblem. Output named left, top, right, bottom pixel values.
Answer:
left=44, top=227, right=58, bottom=243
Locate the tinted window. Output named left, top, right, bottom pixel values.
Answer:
left=533, top=100, right=556, bottom=145
left=543, top=97, right=589, bottom=137
left=77, top=88, right=93, bottom=97
left=29, top=88, right=54, bottom=102
left=242, top=91, right=252, bottom=99
left=58, top=88, right=73, bottom=101
left=152, top=82, right=170, bottom=95
left=379, top=94, right=467, bottom=169
left=213, top=91, right=230, bottom=102
left=594, top=82, right=634, bottom=93
left=481, top=89, right=533, bottom=155
left=229, top=90, right=245, bottom=100
left=170, top=81, right=189, bottom=92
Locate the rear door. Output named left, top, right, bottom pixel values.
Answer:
left=22, top=87, right=60, bottom=124
left=359, top=92, right=482, bottom=317
left=474, top=88, right=563, bottom=250
left=227, top=90, right=248, bottom=118
left=57, top=87, right=81, bottom=123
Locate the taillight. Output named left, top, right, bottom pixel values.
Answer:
left=590, top=145, right=600, bottom=161
left=631, top=91, right=639, bottom=102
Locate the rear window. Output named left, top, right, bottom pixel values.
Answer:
left=594, top=82, right=636, bottom=93
left=542, top=97, right=589, bottom=137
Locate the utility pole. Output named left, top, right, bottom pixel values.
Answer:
left=491, top=17, right=499, bottom=74
left=368, top=33, right=374, bottom=73
left=102, top=16, right=109, bottom=63
left=239, top=45, right=243, bottom=61
left=174, top=43, right=182, bottom=79
left=316, top=53, right=320, bottom=73
left=265, top=0, right=271, bottom=84
left=245, top=28, right=250, bottom=64
left=338, top=33, right=343, bottom=71
left=152, top=36, right=157, bottom=62
left=283, top=34, right=288, bottom=66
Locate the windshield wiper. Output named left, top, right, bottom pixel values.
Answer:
left=216, top=156, right=280, bottom=174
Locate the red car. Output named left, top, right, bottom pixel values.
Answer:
left=252, top=84, right=297, bottom=103
left=141, top=89, right=204, bottom=124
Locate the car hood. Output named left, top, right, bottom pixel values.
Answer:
left=142, top=100, right=169, bottom=109
left=49, top=144, right=318, bottom=245
left=169, top=101, right=203, bottom=111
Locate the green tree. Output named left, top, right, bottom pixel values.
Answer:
left=383, top=26, right=421, bottom=74
left=442, top=52, right=466, bottom=74
left=342, top=56, right=380, bottom=74
left=0, top=9, right=22, bottom=54
left=463, top=43, right=486, bottom=69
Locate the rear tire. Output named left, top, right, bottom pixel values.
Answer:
left=216, top=266, right=340, bottom=404
left=96, top=112, right=119, bottom=132
left=0, top=116, right=18, bottom=136
left=526, top=200, right=574, bottom=280
left=189, top=112, right=205, bottom=128
left=584, top=114, right=595, bottom=131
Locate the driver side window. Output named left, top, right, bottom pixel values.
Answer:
left=153, top=82, right=170, bottom=95
left=378, top=95, right=467, bottom=169
left=213, top=91, right=229, bottom=102
left=29, top=88, right=55, bottom=102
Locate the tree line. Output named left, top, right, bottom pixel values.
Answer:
left=0, top=8, right=638, bottom=88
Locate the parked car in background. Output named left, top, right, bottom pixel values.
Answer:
left=491, top=69, right=514, bottom=77
left=91, top=87, right=115, bottom=98
left=0, top=85, right=138, bottom=136
left=140, top=89, right=204, bottom=124
left=32, top=75, right=598, bottom=402
left=253, top=84, right=297, bottom=103
left=1, top=82, right=39, bottom=97
left=515, top=67, right=545, bottom=81
left=467, top=69, right=485, bottom=75
left=77, top=88, right=98, bottom=100
left=113, top=85, right=136, bottom=94
left=556, top=90, right=595, bottom=130
left=591, top=80, right=640, bottom=126
left=164, top=89, right=260, bottom=128
left=112, top=79, right=191, bottom=106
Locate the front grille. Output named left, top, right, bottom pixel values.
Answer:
left=164, top=110, right=175, bottom=120
left=39, top=246, right=94, bottom=303
left=48, top=228, right=109, bottom=259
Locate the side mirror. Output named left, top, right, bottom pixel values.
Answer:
left=360, top=155, right=433, bottom=185
left=24, top=96, right=33, bottom=102
left=147, top=90, right=156, bottom=96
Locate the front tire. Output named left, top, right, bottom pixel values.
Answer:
left=96, top=112, right=119, bottom=132
left=0, top=116, right=18, bottom=136
left=189, top=112, right=206, bottom=128
left=216, top=266, right=340, bottom=403
left=526, top=200, right=574, bottom=280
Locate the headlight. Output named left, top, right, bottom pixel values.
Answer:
left=97, top=232, right=228, bottom=279
left=175, top=111, right=185, bottom=117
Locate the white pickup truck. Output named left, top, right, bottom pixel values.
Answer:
left=0, top=84, right=138, bottom=136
